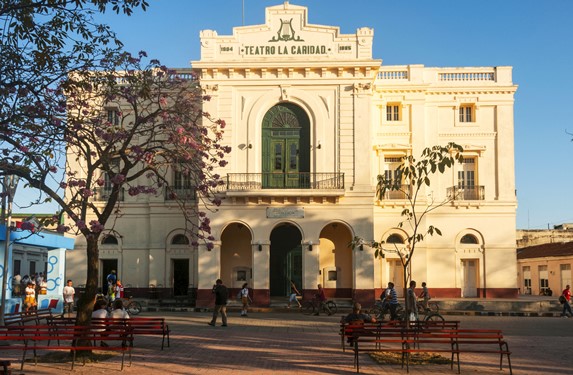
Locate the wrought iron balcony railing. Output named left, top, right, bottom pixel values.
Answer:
left=225, top=173, right=344, bottom=191
left=379, top=185, right=412, bottom=200
left=93, top=187, right=124, bottom=201
left=165, top=187, right=197, bottom=201
left=447, top=185, right=485, bottom=201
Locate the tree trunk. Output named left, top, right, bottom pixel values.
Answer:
left=76, top=234, right=99, bottom=326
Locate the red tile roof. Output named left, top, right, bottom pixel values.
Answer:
left=517, top=242, right=573, bottom=259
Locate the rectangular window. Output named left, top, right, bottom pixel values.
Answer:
left=457, top=158, right=476, bottom=188
left=107, top=109, right=120, bottom=126
left=459, top=105, right=474, bottom=123
left=539, top=265, right=549, bottom=293
left=103, top=158, right=120, bottom=191
left=174, top=169, right=192, bottom=189
left=29, top=261, right=36, bottom=275
left=13, top=259, right=21, bottom=276
left=561, top=264, right=571, bottom=291
left=386, top=104, right=400, bottom=121
left=523, top=266, right=531, bottom=294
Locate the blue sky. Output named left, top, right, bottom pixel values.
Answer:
left=14, top=0, right=573, bottom=230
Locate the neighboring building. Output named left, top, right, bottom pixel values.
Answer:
left=517, top=227, right=573, bottom=248
left=65, top=2, right=518, bottom=305
left=1, top=223, right=74, bottom=314
left=517, top=242, right=573, bottom=296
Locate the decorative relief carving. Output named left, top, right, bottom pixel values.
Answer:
left=353, top=82, right=372, bottom=94
left=201, top=84, right=219, bottom=95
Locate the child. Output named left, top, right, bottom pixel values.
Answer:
left=287, top=281, right=302, bottom=308
left=115, top=279, right=124, bottom=300
left=24, top=281, right=37, bottom=312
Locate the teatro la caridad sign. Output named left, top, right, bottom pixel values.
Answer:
left=199, top=2, right=373, bottom=61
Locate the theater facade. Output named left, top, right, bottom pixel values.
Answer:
left=65, top=2, right=519, bottom=306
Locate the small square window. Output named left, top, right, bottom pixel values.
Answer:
left=237, top=270, right=247, bottom=281
left=328, top=270, right=337, bottom=281
left=386, top=104, right=400, bottom=121
left=459, top=105, right=474, bottom=123
left=106, top=109, right=120, bottom=126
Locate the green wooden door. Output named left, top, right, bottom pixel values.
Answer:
left=262, top=103, right=309, bottom=189
left=267, top=137, right=300, bottom=188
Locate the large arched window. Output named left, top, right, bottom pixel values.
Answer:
left=460, top=234, right=479, bottom=244
left=172, top=234, right=190, bottom=245
left=261, top=103, right=310, bottom=188
left=386, top=234, right=404, bottom=244
left=101, top=235, right=118, bottom=245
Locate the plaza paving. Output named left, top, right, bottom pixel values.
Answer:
left=0, top=311, right=571, bottom=375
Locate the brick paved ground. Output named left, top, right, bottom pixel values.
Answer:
left=0, top=312, right=571, bottom=374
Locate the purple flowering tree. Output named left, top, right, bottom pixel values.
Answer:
left=0, top=1, right=230, bottom=324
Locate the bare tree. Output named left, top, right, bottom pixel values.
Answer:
left=353, top=143, right=463, bottom=317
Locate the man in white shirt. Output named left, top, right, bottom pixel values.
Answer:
left=63, top=279, right=75, bottom=317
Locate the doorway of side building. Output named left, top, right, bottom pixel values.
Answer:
left=270, top=223, right=302, bottom=297
left=461, top=259, right=479, bottom=297
left=389, top=259, right=405, bottom=297
left=100, top=259, right=118, bottom=293
left=172, top=259, right=189, bottom=296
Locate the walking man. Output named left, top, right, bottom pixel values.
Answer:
left=406, top=280, right=419, bottom=321
left=208, top=279, right=228, bottom=327
left=562, top=285, right=573, bottom=318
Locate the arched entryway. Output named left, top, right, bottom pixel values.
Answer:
left=220, top=223, right=253, bottom=290
left=269, top=223, right=302, bottom=296
left=319, top=223, right=353, bottom=298
left=262, top=103, right=310, bottom=188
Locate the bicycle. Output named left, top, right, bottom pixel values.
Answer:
left=302, top=298, right=337, bottom=316
left=369, top=301, right=405, bottom=321
left=370, top=300, right=443, bottom=322
left=415, top=300, right=444, bottom=322
left=106, top=296, right=142, bottom=316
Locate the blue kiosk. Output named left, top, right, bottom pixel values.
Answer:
left=0, top=224, right=75, bottom=314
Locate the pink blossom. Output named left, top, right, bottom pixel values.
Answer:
left=89, top=220, right=105, bottom=233
left=80, top=188, right=93, bottom=198
left=76, top=220, right=86, bottom=230
left=59, top=182, right=67, bottom=189
left=56, top=225, right=69, bottom=233
left=48, top=166, right=57, bottom=173
left=20, top=221, right=35, bottom=232
left=111, top=174, right=125, bottom=184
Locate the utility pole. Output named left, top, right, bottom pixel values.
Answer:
left=0, top=176, right=19, bottom=326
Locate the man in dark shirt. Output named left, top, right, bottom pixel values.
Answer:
left=385, top=282, right=400, bottom=320
left=314, top=284, right=332, bottom=316
left=344, top=302, right=376, bottom=323
left=208, top=279, right=228, bottom=326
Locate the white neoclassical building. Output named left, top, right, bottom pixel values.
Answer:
left=65, top=2, right=518, bottom=306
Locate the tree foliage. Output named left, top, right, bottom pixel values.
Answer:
left=1, top=0, right=148, bottom=201
left=1, top=1, right=230, bottom=324
left=352, top=143, right=463, bottom=313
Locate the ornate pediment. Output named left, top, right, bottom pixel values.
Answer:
left=195, top=2, right=374, bottom=63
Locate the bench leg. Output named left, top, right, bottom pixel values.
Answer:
left=20, top=348, right=27, bottom=371
left=353, top=342, right=360, bottom=373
